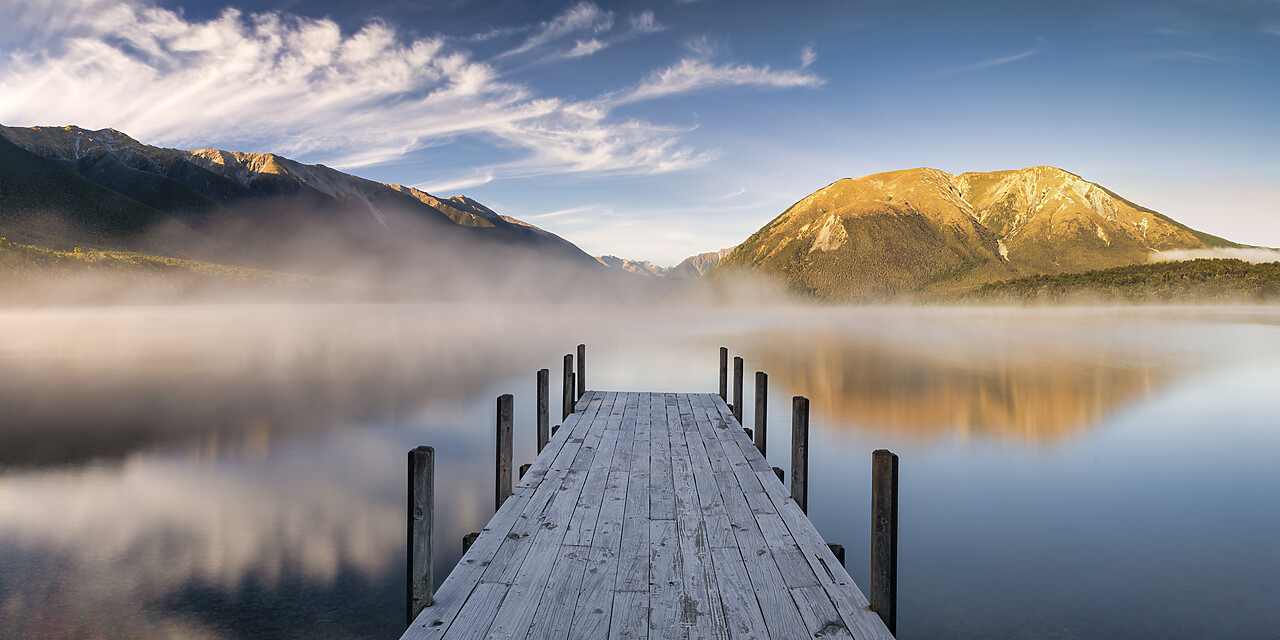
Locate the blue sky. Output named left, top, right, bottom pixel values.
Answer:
left=1, top=0, right=1278, bottom=264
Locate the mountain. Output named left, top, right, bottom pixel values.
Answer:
left=715, top=166, right=1238, bottom=299
left=0, top=125, right=601, bottom=294
left=666, top=247, right=735, bottom=280
left=595, top=255, right=670, bottom=277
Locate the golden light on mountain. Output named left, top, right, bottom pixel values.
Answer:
left=746, top=330, right=1167, bottom=443
left=717, top=166, right=1237, bottom=300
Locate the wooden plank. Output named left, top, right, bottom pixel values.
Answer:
left=525, top=546, right=590, bottom=639
left=568, top=544, right=620, bottom=639
left=709, top=547, right=769, bottom=640
left=647, top=519, right=682, bottom=639
left=649, top=394, right=675, bottom=521
left=564, top=427, right=619, bottom=545
left=608, top=591, right=649, bottom=640
left=671, top=394, right=728, bottom=640
left=616, top=393, right=651, bottom=593
left=407, top=582, right=505, bottom=640
left=790, top=586, right=854, bottom=639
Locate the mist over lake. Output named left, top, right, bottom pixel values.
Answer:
left=1, top=303, right=1277, bottom=639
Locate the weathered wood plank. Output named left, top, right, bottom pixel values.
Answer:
left=608, top=591, right=649, bottom=640
left=790, top=586, right=854, bottom=639
left=525, top=546, right=590, bottom=639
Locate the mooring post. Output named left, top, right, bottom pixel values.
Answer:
left=519, top=462, right=531, bottom=480
left=732, top=356, right=744, bottom=424
left=576, top=343, right=586, bottom=400
left=791, top=396, right=809, bottom=513
left=871, top=449, right=900, bottom=636
left=406, top=446, right=434, bottom=627
left=537, top=369, right=550, bottom=454
left=462, top=531, right=479, bottom=554
left=496, top=394, right=513, bottom=512
left=719, top=347, right=728, bottom=401
left=754, top=371, right=768, bottom=457
left=562, top=353, right=574, bottom=419
left=773, top=466, right=784, bottom=483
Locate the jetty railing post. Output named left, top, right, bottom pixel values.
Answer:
left=562, top=354, right=574, bottom=419
left=719, top=347, right=728, bottom=401
left=732, top=356, right=744, bottom=424
left=406, top=446, right=434, bottom=627
left=496, top=394, right=513, bottom=512
left=537, top=369, right=549, bottom=453
left=871, top=449, right=900, bottom=636
left=576, top=343, right=586, bottom=400
left=754, top=371, right=768, bottom=457
left=791, top=396, right=809, bottom=514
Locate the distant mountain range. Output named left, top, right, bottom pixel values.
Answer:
left=0, top=125, right=1261, bottom=302
left=594, top=247, right=735, bottom=280
left=0, top=124, right=603, bottom=296
left=714, top=166, right=1240, bottom=299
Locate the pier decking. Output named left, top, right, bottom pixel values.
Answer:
left=402, top=390, right=896, bottom=639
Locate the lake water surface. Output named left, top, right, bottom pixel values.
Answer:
left=0, top=304, right=1277, bottom=639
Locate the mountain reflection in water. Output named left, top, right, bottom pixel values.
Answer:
left=745, top=331, right=1166, bottom=441
left=1, top=304, right=1277, bottom=640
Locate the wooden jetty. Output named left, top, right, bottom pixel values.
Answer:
left=402, top=349, right=898, bottom=639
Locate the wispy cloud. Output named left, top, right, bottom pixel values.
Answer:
left=928, top=39, right=1046, bottom=77
left=630, top=11, right=665, bottom=35
left=1125, top=50, right=1229, bottom=64
left=609, top=57, right=824, bottom=105
left=567, top=38, right=607, bottom=57
left=800, top=45, right=817, bottom=69
left=497, top=1, right=614, bottom=58
left=1265, top=25, right=1280, bottom=37
left=602, top=37, right=824, bottom=106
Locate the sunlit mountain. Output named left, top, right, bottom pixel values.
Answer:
left=716, top=166, right=1239, bottom=299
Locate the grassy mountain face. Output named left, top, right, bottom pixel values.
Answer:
left=963, top=258, right=1280, bottom=304
left=0, top=125, right=601, bottom=285
left=716, top=166, right=1237, bottom=299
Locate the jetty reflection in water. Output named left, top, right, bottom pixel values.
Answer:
left=0, top=304, right=1277, bottom=639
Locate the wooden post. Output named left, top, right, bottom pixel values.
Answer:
left=576, top=343, right=586, bottom=400
left=519, top=463, right=531, bottom=480
left=772, top=467, right=784, bottom=483
left=462, top=531, right=479, bottom=554
left=743, top=427, right=754, bottom=441
left=552, top=425, right=560, bottom=436
left=732, top=357, right=744, bottom=424
left=537, top=369, right=549, bottom=454
left=828, top=543, right=846, bottom=567
left=496, top=394, right=513, bottom=512
left=718, top=347, right=728, bottom=401
left=791, top=396, right=809, bottom=514
left=754, top=371, right=768, bottom=458
left=871, top=449, right=899, bottom=636
left=562, top=354, right=574, bottom=419
left=406, top=446, right=434, bottom=627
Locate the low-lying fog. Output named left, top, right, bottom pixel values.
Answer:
left=1, top=302, right=1278, bottom=639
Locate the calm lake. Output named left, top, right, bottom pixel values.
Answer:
left=1, top=304, right=1277, bottom=639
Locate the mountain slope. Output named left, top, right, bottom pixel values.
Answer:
left=0, top=133, right=215, bottom=254
left=0, top=125, right=601, bottom=289
left=716, top=166, right=1237, bottom=299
